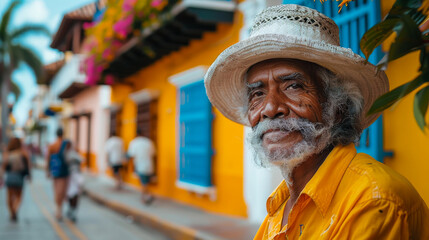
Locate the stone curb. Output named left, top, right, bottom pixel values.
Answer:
left=82, top=186, right=225, bottom=240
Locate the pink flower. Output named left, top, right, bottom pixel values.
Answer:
left=102, top=48, right=111, bottom=59
left=123, top=0, right=137, bottom=11
left=95, top=66, right=104, bottom=75
left=124, top=0, right=137, bottom=6
left=113, top=15, right=134, bottom=39
left=84, top=56, right=95, bottom=74
left=85, top=75, right=97, bottom=85
left=83, top=56, right=105, bottom=85
left=105, top=75, right=115, bottom=85
left=83, top=22, right=95, bottom=30
left=112, top=40, right=123, bottom=49
left=151, top=0, right=163, bottom=7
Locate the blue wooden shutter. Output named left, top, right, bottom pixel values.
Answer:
left=286, top=0, right=391, bottom=161
left=179, top=80, right=213, bottom=187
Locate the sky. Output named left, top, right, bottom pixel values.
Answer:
left=0, top=0, right=95, bottom=126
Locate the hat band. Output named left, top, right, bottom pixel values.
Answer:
left=251, top=18, right=339, bottom=46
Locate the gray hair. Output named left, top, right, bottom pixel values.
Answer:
left=317, top=66, right=364, bottom=145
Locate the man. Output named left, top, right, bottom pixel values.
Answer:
left=46, top=128, right=69, bottom=220
left=127, top=129, right=155, bottom=204
left=105, top=131, right=124, bottom=190
left=204, top=4, right=429, bottom=239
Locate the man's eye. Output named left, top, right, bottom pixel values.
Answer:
left=286, top=83, right=303, bottom=90
left=251, top=90, right=264, bottom=98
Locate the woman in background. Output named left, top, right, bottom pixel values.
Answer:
left=1, top=137, right=31, bottom=221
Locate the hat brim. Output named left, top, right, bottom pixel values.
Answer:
left=204, top=34, right=389, bottom=129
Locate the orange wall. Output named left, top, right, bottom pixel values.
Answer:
left=79, top=151, right=97, bottom=173
left=110, top=13, right=247, bottom=217
left=381, top=0, right=429, bottom=205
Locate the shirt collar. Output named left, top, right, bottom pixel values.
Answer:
left=266, top=144, right=357, bottom=217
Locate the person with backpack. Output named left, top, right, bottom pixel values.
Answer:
left=46, top=128, right=69, bottom=220
left=1, top=137, right=31, bottom=222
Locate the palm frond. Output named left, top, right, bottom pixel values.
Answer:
left=0, top=77, right=21, bottom=101
left=10, top=44, right=43, bottom=83
left=10, top=81, right=20, bottom=99
left=0, top=1, right=21, bottom=41
left=9, top=25, right=51, bottom=40
left=8, top=44, right=21, bottom=68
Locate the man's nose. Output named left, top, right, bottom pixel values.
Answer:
left=260, top=93, right=289, bottom=120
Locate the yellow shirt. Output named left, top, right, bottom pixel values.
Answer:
left=254, top=144, right=429, bottom=240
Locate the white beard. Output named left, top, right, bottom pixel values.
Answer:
left=248, top=118, right=332, bottom=183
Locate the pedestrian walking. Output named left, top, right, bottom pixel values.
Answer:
left=64, top=141, right=83, bottom=222
left=127, top=129, right=155, bottom=204
left=105, top=131, right=124, bottom=190
left=46, top=128, right=69, bottom=220
left=1, top=137, right=31, bottom=222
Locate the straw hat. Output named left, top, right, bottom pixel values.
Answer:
left=204, top=4, right=389, bottom=129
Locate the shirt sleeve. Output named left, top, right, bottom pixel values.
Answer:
left=331, top=199, right=413, bottom=240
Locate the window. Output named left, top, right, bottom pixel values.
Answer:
left=136, top=100, right=158, bottom=140
left=179, top=80, right=213, bottom=187
left=129, top=89, right=160, bottom=179
left=136, top=99, right=158, bottom=178
left=109, top=109, right=121, bottom=136
left=295, top=0, right=391, bottom=162
left=169, top=66, right=215, bottom=194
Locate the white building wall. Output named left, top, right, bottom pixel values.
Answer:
left=96, top=86, right=111, bottom=175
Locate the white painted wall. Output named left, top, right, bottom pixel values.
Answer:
left=97, top=86, right=111, bottom=176
left=41, top=54, right=86, bottom=147
left=49, top=54, right=86, bottom=100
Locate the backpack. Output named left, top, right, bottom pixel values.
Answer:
left=49, top=141, right=69, bottom=178
left=21, top=155, right=30, bottom=177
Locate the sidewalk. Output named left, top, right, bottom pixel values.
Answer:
left=82, top=174, right=259, bottom=240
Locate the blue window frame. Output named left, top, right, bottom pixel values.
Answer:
left=179, top=80, right=214, bottom=187
left=284, top=0, right=392, bottom=161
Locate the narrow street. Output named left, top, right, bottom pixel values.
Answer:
left=0, top=169, right=170, bottom=240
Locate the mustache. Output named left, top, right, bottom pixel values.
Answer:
left=251, top=118, right=324, bottom=140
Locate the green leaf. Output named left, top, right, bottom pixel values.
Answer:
left=387, top=5, right=425, bottom=24
left=9, top=25, right=50, bottom=40
left=413, top=85, right=429, bottom=130
left=8, top=44, right=21, bottom=68
left=392, top=0, right=422, bottom=10
left=368, top=72, right=427, bottom=115
left=423, top=32, right=429, bottom=41
left=360, top=18, right=400, bottom=60
left=10, top=81, right=20, bottom=99
left=420, top=46, right=429, bottom=72
left=388, top=14, right=423, bottom=62
left=0, top=1, right=21, bottom=41
left=11, top=44, right=43, bottom=82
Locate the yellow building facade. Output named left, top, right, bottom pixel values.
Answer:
left=109, top=8, right=247, bottom=216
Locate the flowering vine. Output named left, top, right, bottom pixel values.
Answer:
left=82, top=0, right=172, bottom=85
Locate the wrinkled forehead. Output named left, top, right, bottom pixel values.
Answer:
left=245, top=58, right=327, bottom=89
